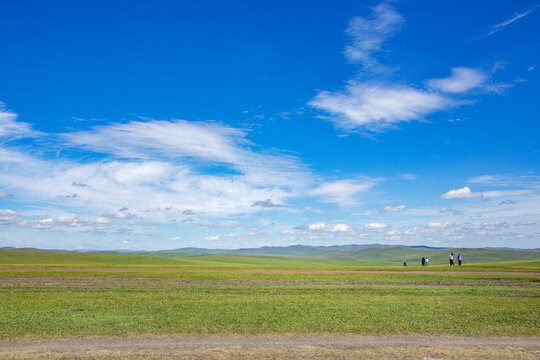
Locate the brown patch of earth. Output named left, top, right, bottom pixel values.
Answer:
left=0, top=276, right=535, bottom=287
left=2, top=267, right=539, bottom=275
left=1, top=335, right=538, bottom=359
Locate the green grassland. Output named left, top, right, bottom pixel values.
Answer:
left=0, top=250, right=538, bottom=340
left=1, top=248, right=539, bottom=269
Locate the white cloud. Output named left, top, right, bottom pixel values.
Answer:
left=344, top=3, right=404, bottom=71
left=95, top=217, right=112, bottom=224
left=204, top=235, right=219, bottom=241
left=383, top=205, right=405, bottom=213
left=0, top=209, right=22, bottom=225
left=364, top=222, right=389, bottom=232
left=0, top=112, right=314, bottom=220
left=427, top=222, right=451, bottom=229
left=441, top=187, right=482, bottom=199
left=0, top=104, right=40, bottom=140
left=441, top=186, right=533, bottom=199
left=426, top=67, right=488, bottom=93
left=168, top=236, right=181, bottom=241
left=309, top=4, right=513, bottom=134
left=310, top=178, right=375, bottom=205
left=63, top=119, right=249, bottom=165
left=310, top=82, right=451, bottom=132
left=308, top=222, right=326, bottom=231
left=329, top=223, right=351, bottom=232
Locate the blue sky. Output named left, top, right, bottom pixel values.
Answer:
left=0, top=0, right=539, bottom=250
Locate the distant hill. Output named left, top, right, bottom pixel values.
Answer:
left=2, top=244, right=539, bottom=266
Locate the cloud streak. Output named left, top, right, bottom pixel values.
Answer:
left=484, top=5, right=538, bottom=38
left=344, top=3, right=404, bottom=72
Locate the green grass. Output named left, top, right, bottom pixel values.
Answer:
left=0, top=251, right=538, bottom=340
left=2, top=249, right=539, bottom=269
left=1, top=269, right=539, bottom=339
left=1, top=283, right=538, bottom=339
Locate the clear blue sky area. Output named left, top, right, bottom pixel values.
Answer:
left=0, top=0, right=539, bottom=249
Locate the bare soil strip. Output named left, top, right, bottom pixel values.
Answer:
left=0, top=276, right=535, bottom=287
left=2, top=267, right=538, bottom=275
left=1, top=336, right=539, bottom=360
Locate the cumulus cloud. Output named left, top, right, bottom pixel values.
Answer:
left=364, top=222, right=389, bottom=232
left=344, top=3, right=404, bottom=71
left=303, top=222, right=352, bottom=233
left=383, top=205, right=405, bottom=213
left=308, top=222, right=326, bottom=231
left=310, top=178, right=376, bottom=205
left=441, top=187, right=482, bottom=199
left=329, top=223, right=352, bottom=232
left=204, top=235, right=219, bottom=241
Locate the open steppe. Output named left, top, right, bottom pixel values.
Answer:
left=1, top=250, right=539, bottom=359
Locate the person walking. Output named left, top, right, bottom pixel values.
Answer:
left=403, top=258, right=407, bottom=267
left=425, top=258, right=429, bottom=266
left=449, top=253, right=454, bottom=266
left=458, top=253, right=462, bottom=266
left=421, top=257, right=425, bottom=266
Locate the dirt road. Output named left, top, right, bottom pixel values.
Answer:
left=1, top=335, right=539, bottom=359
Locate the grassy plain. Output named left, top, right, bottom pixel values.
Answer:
left=0, top=251, right=539, bottom=341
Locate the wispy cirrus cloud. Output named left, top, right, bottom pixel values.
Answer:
left=310, top=82, right=451, bottom=132
left=426, top=67, right=488, bottom=94
left=383, top=205, right=405, bottom=213
left=364, top=222, right=389, bottom=232
left=441, top=186, right=533, bottom=199
left=0, top=108, right=312, bottom=221
left=344, top=2, right=404, bottom=72
left=310, top=3, right=511, bottom=133
left=0, top=103, right=40, bottom=140
left=310, top=178, right=376, bottom=205
left=483, top=5, right=538, bottom=38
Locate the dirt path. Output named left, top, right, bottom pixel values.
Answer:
left=2, top=267, right=538, bottom=275
left=1, top=335, right=539, bottom=359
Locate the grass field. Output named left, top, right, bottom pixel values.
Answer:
left=1, top=250, right=539, bottom=342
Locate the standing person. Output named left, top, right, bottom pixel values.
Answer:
left=421, top=257, right=425, bottom=266
left=425, top=258, right=429, bottom=266
left=403, top=258, right=407, bottom=267
left=458, top=254, right=462, bottom=266
left=449, top=253, right=454, bottom=266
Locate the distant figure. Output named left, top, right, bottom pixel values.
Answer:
left=421, top=257, right=425, bottom=266
left=449, top=253, right=454, bottom=266
left=403, top=258, right=407, bottom=267
left=425, top=258, right=429, bottom=266
left=458, top=253, right=462, bottom=266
